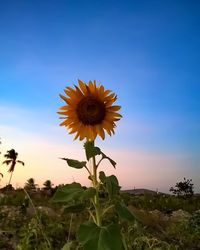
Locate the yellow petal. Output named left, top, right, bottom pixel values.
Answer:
left=79, top=129, right=85, bottom=141
left=95, top=125, right=105, bottom=140
left=105, top=97, right=117, bottom=106
left=104, top=93, right=115, bottom=101
left=74, top=85, right=84, bottom=97
left=59, top=94, right=71, bottom=105
left=57, top=111, right=68, bottom=115
left=60, top=119, right=73, bottom=126
left=112, top=112, right=122, bottom=117
left=73, top=132, right=80, bottom=140
left=78, top=79, right=88, bottom=95
left=101, top=121, right=112, bottom=136
left=107, top=105, right=121, bottom=111
left=59, top=106, right=69, bottom=110
left=86, top=126, right=95, bottom=141
left=64, top=88, right=81, bottom=101
left=102, top=120, right=114, bottom=130
left=104, top=89, right=112, bottom=96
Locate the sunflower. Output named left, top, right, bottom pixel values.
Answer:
left=58, top=80, right=122, bottom=141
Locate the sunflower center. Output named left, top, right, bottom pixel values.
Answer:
left=76, top=96, right=106, bottom=125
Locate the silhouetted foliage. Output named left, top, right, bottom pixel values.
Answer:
left=2, top=149, right=25, bottom=185
left=170, top=178, right=194, bottom=197
left=24, top=178, right=37, bottom=192
left=43, top=180, right=54, bottom=190
left=1, top=184, right=14, bottom=191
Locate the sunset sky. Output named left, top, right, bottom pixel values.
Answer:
left=0, top=0, right=200, bottom=193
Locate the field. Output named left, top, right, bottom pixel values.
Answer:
left=0, top=187, right=200, bottom=250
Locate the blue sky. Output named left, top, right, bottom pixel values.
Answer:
left=0, top=0, right=200, bottom=192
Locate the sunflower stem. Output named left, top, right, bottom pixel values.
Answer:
left=92, top=146, right=101, bottom=226
left=96, top=155, right=104, bottom=168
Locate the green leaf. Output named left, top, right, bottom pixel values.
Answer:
left=84, top=141, right=101, bottom=161
left=101, top=153, right=116, bottom=168
left=78, top=221, right=123, bottom=250
left=83, top=187, right=96, bottom=199
left=63, top=203, right=86, bottom=213
left=99, top=171, right=120, bottom=199
left=115, top=203, right=136, bottom=222
left=51, top=182, right=84, bottom=203
left=61, top=158, right=86, bottom=169
left=51, top=183, right=96, bottom=204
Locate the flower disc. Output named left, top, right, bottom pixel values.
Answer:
left=58, top=80, right=122, bottom=141
left=76, top=96, right=106, bottom=125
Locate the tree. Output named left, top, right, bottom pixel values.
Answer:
left=42, top=180, right=54, bottom=196
left=170, top=178, right=194, bottom=197
left=2, top=149, right=25, bottom=185
left=24, top=178, right=37, bottom=192
left=43, top=179, right=54, bottom=190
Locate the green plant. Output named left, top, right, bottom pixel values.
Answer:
left=52, top=141, right=137, bottom=249
left=163, top=218, right=200, bottom=249
left=188, top=210, right=200, bottom=233
left=0, top=189, right=25, bottom=206
left=52, top=81, right=138, bottom=249
left=16, top=217, right=51, bottom=250
left=133, top=235, right=176, bottom=250
left=16, top=189, right=52, bottom=250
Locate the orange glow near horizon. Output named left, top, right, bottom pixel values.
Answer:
left=1, top=124, right=199, bottom=193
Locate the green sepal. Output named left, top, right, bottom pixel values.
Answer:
left=61, top=158, right=86, bottom=169
left=84, top=141, right=101, bottom=161
left=78, top=221, right=123, bottom=250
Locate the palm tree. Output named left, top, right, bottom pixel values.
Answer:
left=43, top=180, right=54, bottom=190
left=2, top=149, right=25, bottom=185
left=42, top=179, right=54, bottom=196
left=24, top=178, right=37, bottom=192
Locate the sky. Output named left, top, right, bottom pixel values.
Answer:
left=0, top=0, right=200, bottom=193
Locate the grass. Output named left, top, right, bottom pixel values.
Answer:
left=0, top=188, right=200, bottom=249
